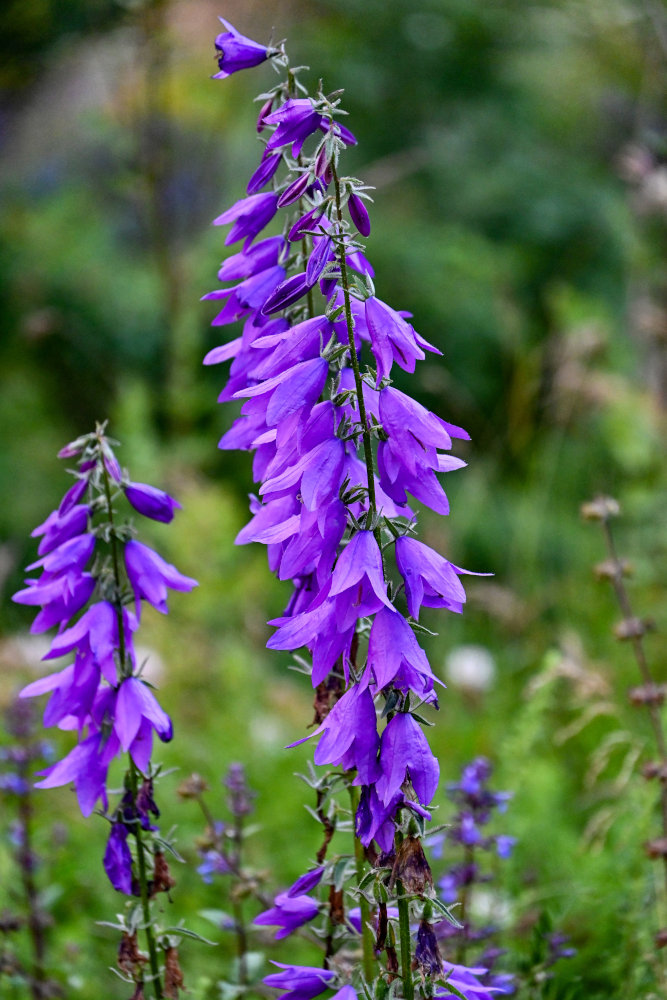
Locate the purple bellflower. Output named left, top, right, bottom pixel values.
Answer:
left=204, top=23, right=488, bottom=996
left=213, top=18, right=274, bottom=79
left=13, top=427, right=196, bottom=899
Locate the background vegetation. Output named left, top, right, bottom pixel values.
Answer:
left=1, top=0, right=666, bottom=996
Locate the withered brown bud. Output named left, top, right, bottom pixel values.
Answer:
left=615, top=617, right=655, bottom=641
left=581, top=496, right=620, bottom=521
left=594, top=558, right=632, bottom=581
left=129, top=984, right=146, bottom=1000
left=386, top=945, right=399, bottom=981
left=656, top=928, right=667, bottom=949
left=415, top=919, right=443, bottom=977
left=152, top=852, right=176, bottom=896
left=177, top=774, right=208, bottom=799
left=642, top=761, right=667, bottom=781
left=644, top=838, right=667, bottom=859
left=164, top=946, right=185, bottom=999
left=118, top=932, right=146, bottom=978
left=628, top=683, right=667, bottom=707
left=328, top=885, right=345, bottom=925
left=389, top=837, right=433, bottom=895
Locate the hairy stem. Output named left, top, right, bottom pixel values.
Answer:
left=396, top=881, right=414, bottom=1000
left=600, top=517, right=667, bottom=903
left=100, top=445, right=163, bottom=999
left=332, top=164, right=378, bottom=530
left=349, top=786, right=375, bottom=980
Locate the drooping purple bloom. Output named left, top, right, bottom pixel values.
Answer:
left=35, top=730, right=117, bottom=816
left=124, top=540, right=198, bottom=615
left=264, top=99, right=325, bottom=157
left=365, top=296, right=440, bottom=384
left=213, top=18, right=272, bottom=79
left=247, top=150, right=283, bottom=194
left=31, top=503, right=90, bottom=556
left=125, top=482, right=182, bottom=524
left=254, top=891, right=319, bottom=939
left=104, top=822, right=133, bottom=894
left=287, top=867, right=324, bottom=897
left=364, top=606, right=439, bottom=701
left=347, top=192, right=371, bottom=237
left=395, top=536, right=469, bottom=619
left=213, top=192, right=279, bottom=246
left=263, top=962, right=335, bottom=1000
left=291, top=684, right=380, bottom=784
left=114, top=676, right=173, bottom=773
left=376, top=712, right=439, bottom=807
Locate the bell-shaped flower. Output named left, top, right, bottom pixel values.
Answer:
left=264, top=99, right=325, bottom=157
left=43, top=601, right=131, bottom=685
left=103, top=822, right=133, bottom=894
left=395, top=536, right=469, bottom=619
left=365, top=296, right=440, bottom=385
left=364, top=606, right=439, bottom=702
left=263, top=962, right=335, bottom=1000
left=35, top=729, right=119, bottom=816
left=213, top=192, right=278, bottom=246
left=125, top=483, right=182, bottom=524
left=31, top=503, right=90, bottom=556
left=233, top=357, right=329, bottom=428
left=124, top=540, right=198, bottom=615
left=290, top=683, right=380, bottom=784
left=113, top=676, right=173, bottom=774
left=247, top=150, right=283, bottom=194
left=376, top=712, right=439, bottom=807
left=254, top=891, right=319, bottom=939
left=213, top=18, right=272, bottom=79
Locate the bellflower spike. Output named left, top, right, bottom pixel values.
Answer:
left=213, top=19, right=272, bottom=79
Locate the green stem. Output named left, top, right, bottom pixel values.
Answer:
left=128, top=760, right=164, bottom=999
left=396, top=881, right=414, bottom=1000
left=349, top=786, right=375, bottom=981
left=332, top=164, right=378, bottom=530
left=99, top=439, right=163, bottom=999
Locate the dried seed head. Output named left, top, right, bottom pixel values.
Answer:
left=594, top=558, right=632, bottom=581
left=580, top=496, right=620, bottom=521
left=164, top=946, right=185, bottom=999
left=644, top=837, right=667, bottom=859
left=628, top=683, right=667, bottom=707
left=614, top=617, right=655, bottom=641
left=641, top=761, right=667, bottom=781
left=177, top=774, right=208, bottom=799
left=152, top=852, right=176, bottom=896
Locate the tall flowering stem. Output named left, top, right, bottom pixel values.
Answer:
left=204, top=19, right=489, bottom=1000
left=12, top=425, right=197, bottom=997
left=583, top=496, right=667, bottom=942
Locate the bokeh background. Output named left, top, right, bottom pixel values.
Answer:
left=1, top=0, right=666, bottom=996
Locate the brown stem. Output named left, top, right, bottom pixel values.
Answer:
left=600, top=517, right=667, bottom=901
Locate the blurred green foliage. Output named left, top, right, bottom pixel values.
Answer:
left=1, top=0, right=666, bottom=996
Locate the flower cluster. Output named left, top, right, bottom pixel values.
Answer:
left=205, top=21, right=488, bottom=1000
left=12, top=427, right=196, bottom=900
left=429, top=758, right=516, bottom=994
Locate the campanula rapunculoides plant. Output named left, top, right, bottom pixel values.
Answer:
left=204, top=18, right=490, bottom=1000
left=11, top=425, right=197, bottom=999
